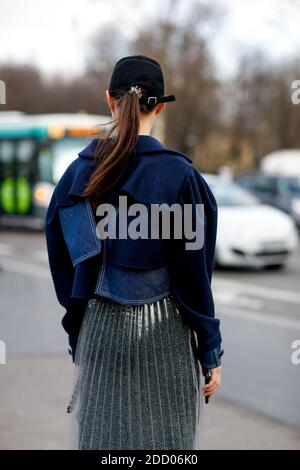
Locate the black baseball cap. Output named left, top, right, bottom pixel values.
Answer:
left=108, top=54, right=176, bottom=105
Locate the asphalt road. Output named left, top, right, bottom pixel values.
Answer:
left=0, top=230, right=300, bottom=431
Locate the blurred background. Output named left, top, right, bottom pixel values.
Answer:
left=1, top=0, right=300, bottom=449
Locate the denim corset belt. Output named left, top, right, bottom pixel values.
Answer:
left=94, top=238, right=170, bottom=304
left=94, top=202, right=171, bottom=304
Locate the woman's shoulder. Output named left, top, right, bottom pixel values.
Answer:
left=179, top=164, right=218, bottom=211
left=119, top=152, right=192, bottom=205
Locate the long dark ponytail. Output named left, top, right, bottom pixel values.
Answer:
left=83, top=88, right=157, bottom=209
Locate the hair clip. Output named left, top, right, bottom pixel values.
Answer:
left=128, top=85, right=143, bottom=98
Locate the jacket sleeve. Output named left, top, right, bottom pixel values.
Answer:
left=45, top=188, right=74, bottom=310
left=168, top=165, right=223, bottom=369
left=45, top=188, right=88, bottom=360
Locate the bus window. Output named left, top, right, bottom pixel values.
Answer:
left=17, top=140, right=35, bottom=170
left=0, top=139, right=37, bottom=215
left=15, top=140, right=36, bottom=214
left=0, top=140, right=14, bottom=175
left=0, top=140, right=15, bottom=213
left=37, top=147, right=53, bottom=184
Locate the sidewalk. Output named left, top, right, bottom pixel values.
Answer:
left=1, top=355, right=299, bottom=450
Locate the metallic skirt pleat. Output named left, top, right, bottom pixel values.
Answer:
left=67, top=294, right=204, bottom=450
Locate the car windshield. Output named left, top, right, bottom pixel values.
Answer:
left=279, top=176, right=300, bottom=196
left=209, top=182, right=260, bottom=207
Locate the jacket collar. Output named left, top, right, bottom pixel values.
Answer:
left=55, top=134, right=192, bottom=206
left=78, top=134, right=192, bottom=162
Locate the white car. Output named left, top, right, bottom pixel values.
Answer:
left=203, top=174, right=299, bottom=269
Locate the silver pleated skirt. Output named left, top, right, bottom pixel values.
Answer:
left=67, top=294, right=204, bottom=450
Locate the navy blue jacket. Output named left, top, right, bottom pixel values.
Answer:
left=45, top=134, right=223, bottom=369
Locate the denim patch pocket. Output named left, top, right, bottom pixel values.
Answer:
left=59, top=199, right=101, bottom=267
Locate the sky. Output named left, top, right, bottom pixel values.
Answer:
left=1, top=0, right=300, bottom=78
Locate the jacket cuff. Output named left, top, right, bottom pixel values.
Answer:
left=198, top=345, right=224, bottom=369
